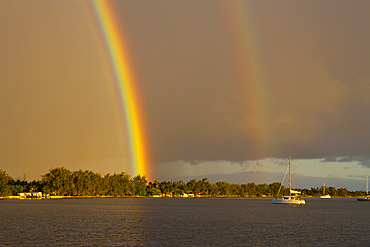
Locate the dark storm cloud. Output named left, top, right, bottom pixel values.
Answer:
left=122, top=1, right=370, bottom=163
left=321, top=156, right=370, bottom=168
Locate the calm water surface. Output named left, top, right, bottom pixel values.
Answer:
left=1, top=197, right=369, bottom=246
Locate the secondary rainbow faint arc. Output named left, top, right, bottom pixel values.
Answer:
left=88, top=0, right=150, bottom=179
left=221, top=1, right=271, bottom=160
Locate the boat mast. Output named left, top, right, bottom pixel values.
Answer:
left=289, top=156, right=292, bottom=192
left=323, top=183, right=325, bottom=195
left=367, top=176, right=368, bottom=194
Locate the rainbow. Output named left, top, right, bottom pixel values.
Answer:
left=221, top=1, right=271, bottom=160
left=86, top=1, right=151, bottom=180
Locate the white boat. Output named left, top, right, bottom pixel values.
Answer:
left=320, top=183, right=331, bottom=199
left=272, top=156, right=305, bottom=205
left=357, top=176, right=370, bottom=201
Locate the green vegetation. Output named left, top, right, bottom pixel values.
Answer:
left=0, top=170, right=12, bottom=196
left=0, top=168, right=365, bottom=197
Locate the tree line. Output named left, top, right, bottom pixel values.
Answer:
left=0, top=168, right=365, bottom=197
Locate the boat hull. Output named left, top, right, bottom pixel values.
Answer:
left=272, top=198, right=306, bottom=204
left=357, top=197, right=370, bottom=201
left=320, top=195, right=331, bottom=199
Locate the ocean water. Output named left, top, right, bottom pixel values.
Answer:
left=1, top=197, right=369, bottom=246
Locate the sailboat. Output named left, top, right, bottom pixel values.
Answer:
left=357, top=176, right=370, bottom=201
left=320, top=183, right=331, bottom=199
left=272, top=156, right=306, bottom=205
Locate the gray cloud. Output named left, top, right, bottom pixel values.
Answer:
left=321, top=156, right=370, bottom=168
left=124, top=1, right=370, bottom=163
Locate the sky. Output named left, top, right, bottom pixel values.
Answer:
left=1, top=1, right=370, bottom=191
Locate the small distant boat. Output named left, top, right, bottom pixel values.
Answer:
left=357, top=197, right=370, bottom=201
left=320, top=183, right=331, bottom=199
left=357, top=176, right=370, bottom=201
left=272, top=156, right=305, bottom=205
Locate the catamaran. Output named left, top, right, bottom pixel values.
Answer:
left=320, top=183, right=331, bottom=199
left=272, top=156, right=305, bottom=205
left=357, top=176, right=370, bottom=201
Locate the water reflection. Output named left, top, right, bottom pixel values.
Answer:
left=1, top=197, right=370, bottom=246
